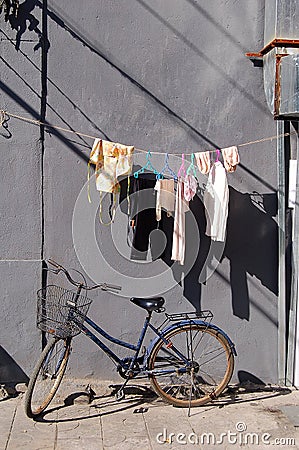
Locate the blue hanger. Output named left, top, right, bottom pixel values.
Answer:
left=133, top=151, right=159, bottom=178
left=157, top=153, right=177, bottom=181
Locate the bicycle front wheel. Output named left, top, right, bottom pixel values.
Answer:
left=25, top=337, right=71, bottom=418
left=148, top=323, right=234, bottom=407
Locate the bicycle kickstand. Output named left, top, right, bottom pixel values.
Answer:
left=115, top=377, right=130, bottom=402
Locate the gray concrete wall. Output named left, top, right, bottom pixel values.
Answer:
left=0, top=0, right=279, bottom=384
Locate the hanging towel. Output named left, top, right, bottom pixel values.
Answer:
left=221, top=146, right=239, bottom=173
left=195, top=151, right=210, bottom=174
left=171, top=178, right=189, bottom=265
left=154, top=178, right=175, bottom=221
left=89, top=139, right=134, bottom=193
left=203, top=161, right=229, bottom=242
left=115, top=142, right=134, bottom=178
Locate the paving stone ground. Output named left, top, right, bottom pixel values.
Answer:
left=1, top=380, right=298, bottom=449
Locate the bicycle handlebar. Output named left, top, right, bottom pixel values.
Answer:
left=46, top=259, right=122, bottom=292
left=47, top=259, right=61, bottom=269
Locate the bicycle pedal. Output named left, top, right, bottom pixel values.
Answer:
left=84, top=384, right=96, bottom=402
left=133, top=407, right=148, bottom=414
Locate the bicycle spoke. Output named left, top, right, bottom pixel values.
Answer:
left=149, top=324, right=234, bottom=407
left=25, top=338, right=71, bottom=417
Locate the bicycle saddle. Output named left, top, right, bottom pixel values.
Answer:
left=130, top=296, right=165, bottom=312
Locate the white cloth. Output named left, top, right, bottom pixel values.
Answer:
left=90, top=139, right=134, bottom=193
left=154, top=179, right=175, bottom=221
left=171, top=178, right=189, bottom=265
left=203, top=161, right=229, bottom=242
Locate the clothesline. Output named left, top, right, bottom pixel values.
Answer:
left=0, top=109, right=297, bottom=155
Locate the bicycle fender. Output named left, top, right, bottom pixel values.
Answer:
left=145, top=320, right=237, bottom=366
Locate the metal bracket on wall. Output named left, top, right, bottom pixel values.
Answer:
left=246, top=39, right=299, bottom=119
left=245, top=38, right=299, bottom=58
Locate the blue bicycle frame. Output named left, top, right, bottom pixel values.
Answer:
left=70, top=308, right=236, bottom=377
left=70, top=310, right=194, bottom=376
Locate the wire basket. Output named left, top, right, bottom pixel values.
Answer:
left=37, top=285, right=92, bottom=338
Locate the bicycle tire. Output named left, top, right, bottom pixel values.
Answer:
left=148, top=323, right=234, bottom=407
left=25, top=336, right=71, bottom=418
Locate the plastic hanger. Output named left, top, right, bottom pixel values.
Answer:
left=186, top=153, right=197, bottom=178
left=157, top=153, right=178, bottom=181
left=215, top=149, right=220, bottom=162
left=133, top=151, right=159, bottom=178
left=177, top=153, right=186, bottom=178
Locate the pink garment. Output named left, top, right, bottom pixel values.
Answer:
left=195, top=151, right=210, bottom=174
left=184, top=175, right=197, bottom=201
left=221, top=146, right=239, bottom=173
left=171, top=178, right=189, bottom=265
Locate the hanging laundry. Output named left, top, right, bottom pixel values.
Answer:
left=183, top=153, right=198, bottom=201
left=124, top=174, right=173, bottom=261
left=195, top=151, right=210, bottom=174
left=171, top=178, right=189, bottom=265
left=203, top=161, right=229, bottom=242
left=154, top=178, right=175, bottom=221
left=184, top=175, right=197, bottom=201
left=89, top=139, right=134, bottom=193
left=221, top=146, right=239, bottom=173
left=128, top=174, right=157, bottom=260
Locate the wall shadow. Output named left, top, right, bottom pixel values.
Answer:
left=170, top=192, right=210, bottom=312
left=7, top=0, right=44, bottom=51
left=237, top=370, right=265, bottom=385
left=0, top=79, right=91, bottom=163
left=36, top=0, right=220, bottom=148
left=224, top=187, right=278, bottom=320
left=1, top=2, right=279, bottom=328
left=119, top=175, right=278, bottom=322
left=158, top=186, right=278, bottom=321
left=136, top=0, right=269, bottom=115
left=0, top=27, right=111, bottom=142
left=0, top=346, right=29, bottom=385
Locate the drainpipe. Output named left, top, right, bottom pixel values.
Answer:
left=246, top=0, right=299, bottom=385
left=276, top=121, right=286, bottom=384
left=286, top=133, right=299, bottom=386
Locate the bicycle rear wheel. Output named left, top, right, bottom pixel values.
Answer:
left=25, top=337, right=71, bottom=418
left=148, top=323, right=234, bottom=407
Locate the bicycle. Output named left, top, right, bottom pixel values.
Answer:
left=25, top=259, right=236, bottom=418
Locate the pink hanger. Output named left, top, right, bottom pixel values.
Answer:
left=215, top=149, right=220, bottom=162
left=177, top=153, right=186, bottom=178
